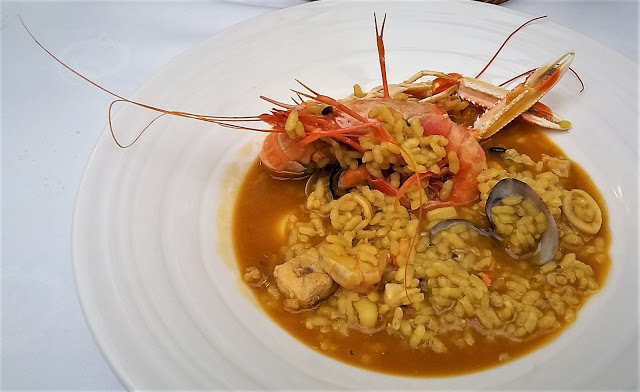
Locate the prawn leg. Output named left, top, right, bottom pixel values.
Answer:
left=374, top=13, right=390, bottom=99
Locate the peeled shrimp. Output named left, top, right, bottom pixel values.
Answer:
left=318, top=243, right=388, bottom=294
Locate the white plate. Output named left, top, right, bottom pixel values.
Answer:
left=73, top=0, right=637, bottom=389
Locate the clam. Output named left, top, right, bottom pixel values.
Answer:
left=304, top=171, right=323, bottom=197
left=430, top=178, right=558, bottom=264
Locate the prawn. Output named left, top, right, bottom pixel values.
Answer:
left=415, top=108, right=488, bottom=209
left=318, top=243, right=389, bottom=294
left=256, top=16, right=575, bottom=211
left=22, top=14, right=574, bottom=211
left=23, top=14, right=578, bottom=305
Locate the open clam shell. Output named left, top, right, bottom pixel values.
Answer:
left=486, top=178, right=558, bottom=264
left=430, top=218, right=500, bottom=240
left=304, top=171, right=323, bottom=197
left=430, top=178, right=559, bottom=264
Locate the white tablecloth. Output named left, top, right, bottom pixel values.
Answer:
left=2, top=0, right=637, bottom=389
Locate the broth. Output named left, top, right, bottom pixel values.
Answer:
left=232, top=121, right=610, bottom=376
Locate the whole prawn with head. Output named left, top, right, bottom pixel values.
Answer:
left=259, top=15, right=574, bottom=212
left=22, top=14, right=575, bottom=310
left=260, top=15, right=574, bottom=309
left=21, top=13, right=573, bottom=214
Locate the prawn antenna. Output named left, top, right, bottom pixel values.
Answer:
left=475, top=15, right=547, bottom=79
left=569, top=68, right=585, bottom=92
left=20, top=16, right=269, bottom=148
left=499, top=68, right=535, bottom=87
left=20, top=16, right=127, bottom=101
left=500, top=67, right=585, bottom=93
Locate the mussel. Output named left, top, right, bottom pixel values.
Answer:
left=329, top=166, right=349, bottom=199
left=304, top=166, right=350, bottom=199
left=430, top=178, right=558, bottom=264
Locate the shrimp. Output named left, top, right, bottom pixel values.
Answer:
left=257, top=16, right=575, bottom=210
left=318, top=99, right=485, bottom=209
left=273, top=248, right=337, bottom=309
left=22, top=14, right=580, bottom=311
left=318, top=243, right=388, bottom=294
left=259, top=97, right=443, bottom=180
left=274, top=242, right=388, bottom=304
left=260, top=132, right=334, bottom=179
left=417, top=109, right=487, bottom=208
left=23, top=14, right=574, bottom=210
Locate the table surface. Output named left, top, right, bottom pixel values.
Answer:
left=2, top=0, right=637, bottom=390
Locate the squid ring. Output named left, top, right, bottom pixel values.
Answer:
left=562, top=189, right=602, bottom=235
left=350, top=194, right=373, bottom=232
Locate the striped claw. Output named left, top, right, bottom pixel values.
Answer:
left=472, top=52, right=575, bottom=139
left=457, top=77, right=572, bottom=132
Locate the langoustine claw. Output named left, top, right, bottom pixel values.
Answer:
left=472, top=52, right=575, bottom=139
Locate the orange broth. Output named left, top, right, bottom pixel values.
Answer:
left=232, top=121, right=610, bottom=376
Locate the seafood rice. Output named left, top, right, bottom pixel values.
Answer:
left=234, top=17, right=609, bottom=376
left=236, top=104, right=608, bottom=375
left=22, top=9, right=612, bottom=379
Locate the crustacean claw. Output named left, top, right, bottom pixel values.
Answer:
left=457, top=77, right=572, bottom=132
left=472, top=51, right=575, bottom=139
